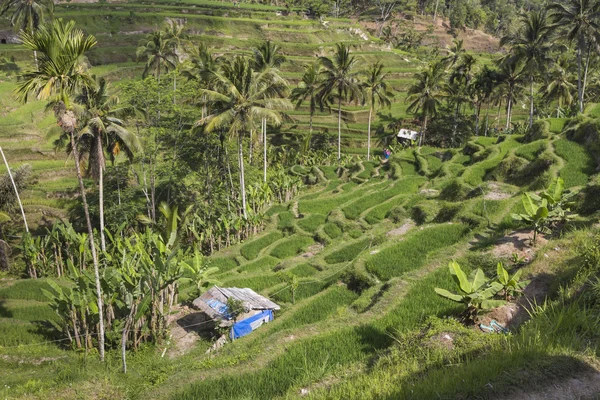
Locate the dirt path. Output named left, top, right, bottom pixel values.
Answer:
left=501, top=370, right=600, bottom=400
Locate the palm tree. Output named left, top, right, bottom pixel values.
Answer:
left=362, top=62, right=393, bottom=161
left=290, top=63, right=320, bottom=134
left=317, top=43, right=362, bottom=162
left=442, top=38, right=466, bottom=68
left=0, top=0, right=53, bottom=69
left=543, top=61, right=576, bottom=117
left=14, top=19, right=106, bottom=361
left=501, top=10, right=553, bottom=128
left=183, top=43, right=220, bottom=119
left=74, top=77, right=140, bottom=252
left=162, top=18, right=189, bottom=104
left=549, top=0, right=600, bottom=113
left=471, top=65, right=499, bottom=136
left=136, top=30, right=177, bottom=83
left=496, top=59, right=525, bottom=129
left=197, top=56, right=290, bottom=219
left=406, top=61, right=445, bottom=146
left=252, top=40, right=287, bottom=182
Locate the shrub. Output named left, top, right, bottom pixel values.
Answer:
left=348, top=228, right=363, bottom=239
left=240, top=232, right=284, bottom=260
left=439, top=179, right=471, bottom=201
left=366, top=224, right=469, bottom=280
left=341, top=268, right=377, bottom=294
left=387, top=205, right=407, bottom=223
left=434, top=203, right=463, bottom=223
left=270, top=235, right=315, bottom=259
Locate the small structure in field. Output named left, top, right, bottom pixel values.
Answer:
left=192, top=286, right=280, bottom=340
left=397, top=128, right=419, bottom=145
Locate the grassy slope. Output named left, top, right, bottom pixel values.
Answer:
left=1, top=130, right=599, bottom=399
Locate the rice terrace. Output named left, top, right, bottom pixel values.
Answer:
left=2, top=0, right=600, bottom=398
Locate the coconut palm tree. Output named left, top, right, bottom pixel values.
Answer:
left=252, top=40, right=287, bottom=182
left=14, top=18, right=106, bottom=361
left=197, top=56, right=291, bottom=219
left=136, top=30, right=177, bottom=83
left=0, top=0, right=53, bottom=69
left=317, top=43, right=363, bottom=162
left=442, top=38, right=466, bottom=68
left=406, top=61, right=445, bottom=146
left=162, top=18, right=189, bottom=104
left=73, top=77, right=140, bottom=252
left=362, top=62, right=393, bottom=161
left=543, top=60, right=576, bottom=117
left=290, top=62, right=320, bottom=134
left=496, top=59, right=525, bottom=129
left=549, top=0, right=600, bottom=113
left=501, top=10, right=553, bottom=128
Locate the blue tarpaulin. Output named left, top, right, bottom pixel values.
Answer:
left=230, top=310, right=273, bottom=340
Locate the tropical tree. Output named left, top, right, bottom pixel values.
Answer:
left=0, top=0, right=53, bottom=69
left=251, top=40, right=287, bottom=182
left=290, top=62, right=321, bottom=134
left=362, top=62, right=393, bottom=160
left=14, top=18, right=106, bottom=361
left=197, top=56, right=291, bottom=219
left=317, top=43, right=363, bottom=162
left=162, top=18, right=189, bottom=104
left=136, top=30, right=177, bottom=82
left=73, top=76, right=140, bottom=252
left=501, top=10, right=553, bottom=128
left=442, top=38, right=466, bottom=68
left=549, top=0, right=600, bottom=113
left=543, top=60, right=576, bottom=117
left=496, top=58, right=525, bottom=129
left=406, top=61, right=445, bottom=146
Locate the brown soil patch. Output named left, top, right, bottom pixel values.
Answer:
left=484, top=182, right=513, bottom=200
left=167, top=306, right=213, bottom=358
left=301, top=243, right=324, bottom=258
left=500, top=369, right=600, bottom=400
left=492, top=229, right=547, bottom=260
left=387, top=221, right=414, bottom=237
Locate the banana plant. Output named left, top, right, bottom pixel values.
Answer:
left=495, top=262, right=529, bottom=301
left=512, top=192, right=549, bottom=246
left=435, top=261, right=505, bottom=322
left=540, top=177, right=577, bottom=225
left=179, top=250, right=220, bottom=297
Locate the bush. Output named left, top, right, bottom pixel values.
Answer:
left=240, top=232, right=284, bottom=260
left=434, top=203, right=463, bottom=223
left=341, top=268, right=377, bottom=294
left=388, top=205, right=407, bottom=223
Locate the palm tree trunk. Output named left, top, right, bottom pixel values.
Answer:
left=238, top=132, right=248, bottom=219
left=0, top=147, right=28, bottom=232
left=419, top=115, right=428, bottom=146
left=309, top=107, right=313, bottom=133
left=263, top=117, right=267, bottom=183
left=583, top=45, right=592, bottom=110
left=506, top=96, right=512, bottom=130
left=96, top=135, right=106, bottom=253
left=337, top=97, right=342, bottom=163
left=577, top=45, right=583, bottom=114
left=529, top=76, right=534, bottom=128
left=367, top=106, right=373, bottom=161
left=69, top=129, right=105, bottom=362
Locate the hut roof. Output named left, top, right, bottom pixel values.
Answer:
left=192, top=286, right=280, bottom=322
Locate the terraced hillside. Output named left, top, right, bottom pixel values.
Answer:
left=0, top=0, right=514, bottom=230
left=2, top=126, right=600, bottom=399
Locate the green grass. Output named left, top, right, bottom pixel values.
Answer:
left=222, top=274, right=283, bottom=292
left=366, top=224, right=469, bottom=281
left=554, top=138, right=595, bottom=188
left=323, top=222, right=343, bottom=239
left=238, top=256, right=280, bottom=274
left=240, top=232, right=284, bottom=260
left=209, top=257, right=239, bottom=273
left=270, top=235, right=315, bottom=259
left=296, top=214, right=326, bottom=233
left=287, top=263, right=319, bottom=277
left=0, top=279, right=63, bottom=302
left=324, top=238, right=371, bottom=264
left=272, top=286, right=358, bottom=332
left=514, top=140, right=546, bottom=161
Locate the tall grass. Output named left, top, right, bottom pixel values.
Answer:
left=554, top=138, right=595, bottom=188
left=366, top=224, right=469, bottom=280
left=297, top=214, right=326, bottom=233
left=240, top=232, right=284, bottom=260
left=324, top=238, right=371, bottom=264
left=238, top=256, right=280, bottom=274
left=270, top=235, right=315, bottom=259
